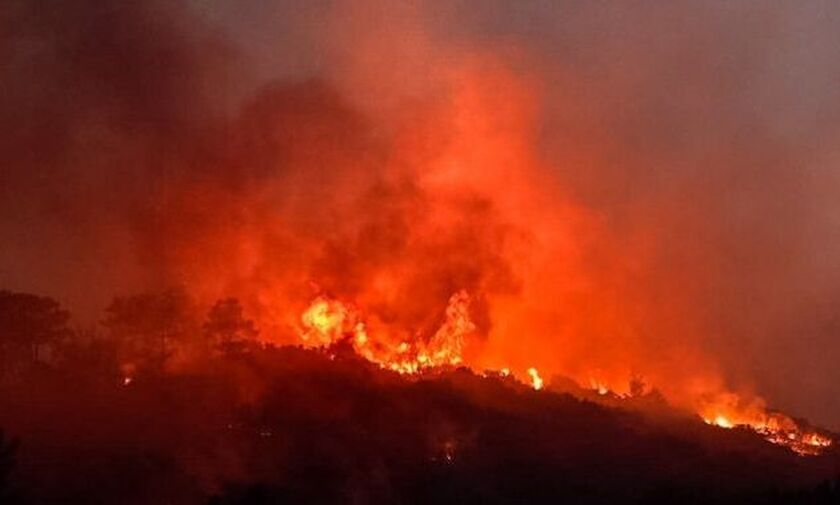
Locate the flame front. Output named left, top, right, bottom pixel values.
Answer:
left=296, top=293, right=832, bottom=455
left=702, top=415, right=832, bottom=456
left=699, top=398, right=833, bottom=456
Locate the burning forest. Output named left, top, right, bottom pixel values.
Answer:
left=2, top=0, right=840, bottom=503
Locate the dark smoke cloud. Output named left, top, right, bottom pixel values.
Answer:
left=2, top=0, right=840, bottom=430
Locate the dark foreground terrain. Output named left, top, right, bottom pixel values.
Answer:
left=1, top=345, right=839, bottom=504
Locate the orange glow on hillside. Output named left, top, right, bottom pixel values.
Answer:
left=152, top=44, right=832, bottom=457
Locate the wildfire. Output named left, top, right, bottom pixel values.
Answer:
left=588, top=379, right=610, bottom=396
left=527, top=367, right=544, bottom=390
left=707, top=415, right=734, bottom=429
left=296, top=293, right=832, bottom=456
left=300, top=297, right=354, bottom=346
left=700, top=405, right=832, bottom=456
left=299, top=290, right=473, bottom=374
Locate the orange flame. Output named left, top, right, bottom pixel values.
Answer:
left=298, top=290, right=475, bottom=374
left=699, top=394, right=832, bottom=455
left=527, top=367, right=544, bottom=391
left=296, top=293, right=832, bottom=455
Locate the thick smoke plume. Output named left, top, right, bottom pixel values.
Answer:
left=2, top=0, right=840, bottom=428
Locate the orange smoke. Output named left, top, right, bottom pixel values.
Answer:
left=124, top=3, right=833, bottom=456
left=146, top=56, right=829, bottom=455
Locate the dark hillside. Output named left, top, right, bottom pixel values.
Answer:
left=1, top=346, right=837, bottom=504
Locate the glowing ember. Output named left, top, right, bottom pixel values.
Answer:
left=120, top=363, right=136, bottom=387
left=437, top=440, right=458, bottom=464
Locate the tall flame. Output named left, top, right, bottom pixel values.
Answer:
left=299, top=290, right=475, bottom=374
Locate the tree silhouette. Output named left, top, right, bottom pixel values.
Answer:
left=204, top=298, right=259, bottom=356
left=53, top=326, right=119, bottom=378
left=0, top=291, right=69, bottom=377
left=103, top=288, right=196, bottom=369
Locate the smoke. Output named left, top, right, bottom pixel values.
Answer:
left=2, top=0, right=840, bottom=428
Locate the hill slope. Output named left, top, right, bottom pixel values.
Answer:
left=0, top=346, right=838, bottom=504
